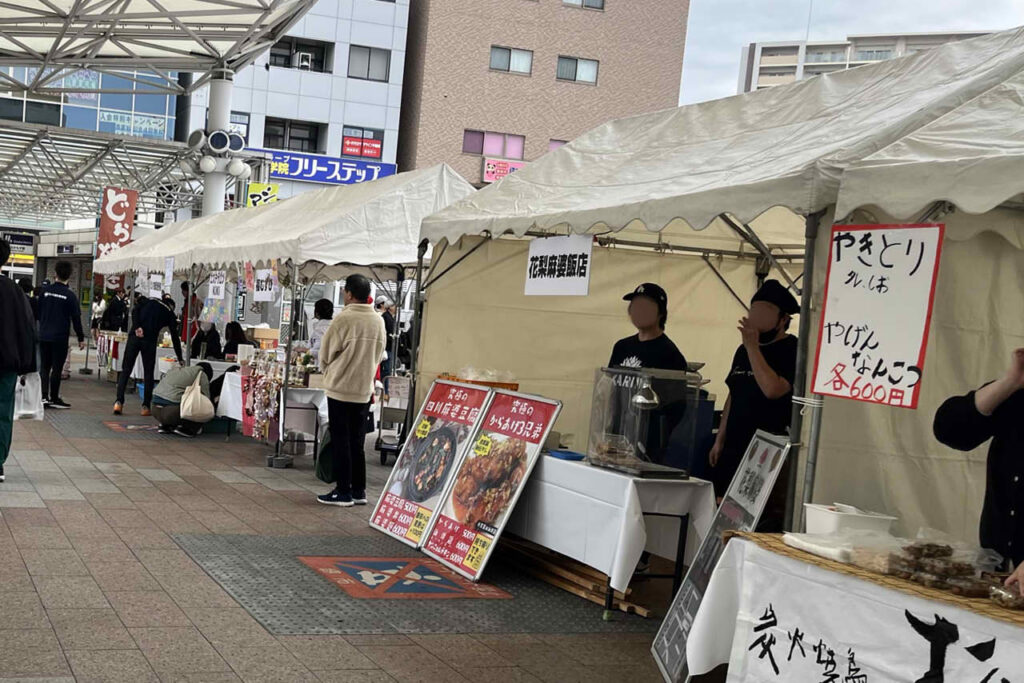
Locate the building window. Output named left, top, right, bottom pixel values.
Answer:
left=548, top=139, right=568, bottom=152
left=0, top=97, right=22, bottom=121
left=564, top=0, right=604, bottom=8
left=490, top=46, right=533, bottom=75
left=264, top=117, right=323, bottom=153
left=853, top=49, right=893, bottom=61
left=62, top=105, right=97, bottom=131
left=26, top=101, right=60, bottom=125
left=557, top=56, right=599, bottom=84
left=348, top=45, right=391, bottom=82
left=269, top=37, right=331, bottom=72
left=230, top=111, right=250, bottom=143
left=462, top=129, right=524, bottom=160
left=342, top=126, right=384, bottom=159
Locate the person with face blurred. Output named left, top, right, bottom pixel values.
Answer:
left=709, top=280, right=799, bottom=518
left=609, top=283, right=688, bottom=372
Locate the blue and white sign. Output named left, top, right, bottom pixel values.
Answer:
left=250, top=148, right=396, bottom=186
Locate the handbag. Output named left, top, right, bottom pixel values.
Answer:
left=14, top=374, right=44, bottom=421
left=180, top=373, right=215, bottom=423
left=315, top=431, right=335, bottom=483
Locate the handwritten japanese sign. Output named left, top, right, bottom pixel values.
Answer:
left=253, top=268, right=275, bottom=302
left=370, top=381, right=492, bottom=548
left=163, top=257, right=174, bottom=294
left=524, top=234, right=593, bottom=296
left=245, top=182, right=279, bottom=207
left=811, top=224, right=944, bottom=410
left=422, top=391, right=562, bottom=581
left=97, top=187, right=137, bottom=259
left=208, top=271, right=226, bottom=300
left=250, top=148, right=396, bottom=186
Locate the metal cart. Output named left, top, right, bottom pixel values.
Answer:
left=375, top=375, right=410, bottom=465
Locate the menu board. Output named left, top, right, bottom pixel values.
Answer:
left=422, top=391, right=562, bottom=581
left=370, top=380, right=491, bottom=547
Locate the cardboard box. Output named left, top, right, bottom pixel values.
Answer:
left=307, top=373, right=325, bottom=389
left=250, top=328, right=279, bottom=341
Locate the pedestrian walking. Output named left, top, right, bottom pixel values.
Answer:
left=113, top=293, right=183, bottom=417
left=317, top=274, right=386, bottom=507
left=0, top=238, right=38, bottom=481
left=37, top=261, right=85, bottom=409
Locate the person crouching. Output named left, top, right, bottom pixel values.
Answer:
left=151, top=362, right=215, bottom=437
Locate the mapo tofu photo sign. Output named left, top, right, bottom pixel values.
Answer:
left=811, top=223, right=944, bottom=409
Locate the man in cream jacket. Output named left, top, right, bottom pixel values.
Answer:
left=317, top=274, right=387, bottom=507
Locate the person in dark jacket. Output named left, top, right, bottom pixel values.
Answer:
left=17, top=278, right=37, bottom=320
left=1, top=239, right=38, bottom=480
left=114, top=293, right=183, bottom=416
left=190, top=322, right=222, bottom=360
left=934, top=348, right=1024, bottom=594
left=37, top=261, right=85, bottom=409
left=100, top=289, right=129, bottom=332
left=222, top=321, right=255, bottom=358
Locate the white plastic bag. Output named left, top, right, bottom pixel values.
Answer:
left=14, top=374, right=44, bottom=421
left=180, top=373, right=215, bottom=423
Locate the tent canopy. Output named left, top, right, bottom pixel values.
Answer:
left=95, top=164, right=475, bottom=279
left=421, top=26, right=1024, bottom=246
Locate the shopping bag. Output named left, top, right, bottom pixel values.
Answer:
left=180, top=373, right=215, bottom=423
left=315, top=431, right=335, bottom=484
left=14, top=374, right=44, bottom=421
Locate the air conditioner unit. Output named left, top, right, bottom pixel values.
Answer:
left=293, top=52, right=313, bottom=70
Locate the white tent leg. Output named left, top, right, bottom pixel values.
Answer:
left=273, top=261, right=298, bottom=465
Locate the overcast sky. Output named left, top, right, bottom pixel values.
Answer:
left=679, top=0, right=1024, bottom=104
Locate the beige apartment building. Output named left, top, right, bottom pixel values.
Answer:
left=399, top=0, right=689, bottom=186
left=738, top=31, right=989, bottom=93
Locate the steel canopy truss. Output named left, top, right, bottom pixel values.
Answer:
left=0, top=119, right=256, bottom=225
left=0, top=0, right=317, bottom=96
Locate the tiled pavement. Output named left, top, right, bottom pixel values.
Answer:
left=1, top=367, right=664, bottom=682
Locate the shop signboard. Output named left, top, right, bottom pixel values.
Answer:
left=482, top=157, right=525, bottom=184
left=97, top=186, right=138, bottom=258
left=57, top=244, right=74, bottom=255
left=253, top=268, right=275, bottom=302
left=422, top=391, right=562, bottom=581
left=245, top=182, right=279, bottom=207
left=524, top=234, right=593, bottom=296
left=652, top=430, right=791, bottom=683
left=251, top=148, right=396, bottom=186
left=371, top=381, right=492, bottom=547
left=208, top=271, right=226, bottom=300
left=811, top=223, right=944, bottom=409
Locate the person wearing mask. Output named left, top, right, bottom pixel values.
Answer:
left=90, top=292, right=107, bottom=340
left=610, top=283, right=688, bottom=371
left=151, top=362, right=213, bottom=437
left=309, top=298, right=334, bottom=367
left=222, top=321, right=255, bottom=358
left=0, top=238, right=37, bottom=482
left=708, top=280, right=799, bottom=529
left=100, top=289, right=129, bottom=332
left=37, top=261, right=85, bottom=409
left=114, top=293, right=183, bottom=416
left=191, top=322, right=222, bottom=360
left=317, top=274, right=386, bottom=507
left=934, top=349, right=1024, bottom=596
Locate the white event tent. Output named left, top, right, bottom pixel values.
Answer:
left=419, top=26, right=1024, bottom=540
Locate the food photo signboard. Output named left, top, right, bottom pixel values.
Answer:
left=370, top=380, right=492, bottom=547
left=422, top=391, right=562, bottom=581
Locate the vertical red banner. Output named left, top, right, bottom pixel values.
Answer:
left=97, top=186, right=138, bottom=259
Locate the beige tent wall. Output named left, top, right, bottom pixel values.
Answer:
left=809, top=207, right=1024, bottom=543
left=418, top=235, right=776, bottom=449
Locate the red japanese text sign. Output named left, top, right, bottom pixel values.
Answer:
left=422, top=391, right=562, bottom=581
left=811, top=224, right=944, bottom=409
left=97, top=187, right=138, bottom=259
left=370, top=381, right=491, bottom=548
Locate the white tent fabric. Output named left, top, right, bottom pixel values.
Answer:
left=95, top=164, right=475, bottom=277
left=94, top=210, right=240, bottom=275
left=421, top=27, right=1024, bottom=244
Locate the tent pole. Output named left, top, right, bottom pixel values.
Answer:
left=406, top=242, right=427, bottom=429
left=391, top=267, right=403, bottom=382
left=274, top=261, right=298, bottom=463
left=799, top=394, right=825, bottom=531
left=783, top=210, right=824, bottom=532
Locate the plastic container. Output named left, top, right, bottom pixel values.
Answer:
left=804, top=503, right=897, bottom=535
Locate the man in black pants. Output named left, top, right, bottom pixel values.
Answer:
left=37, top=261, right=85, bottom=409
left=114, top=293, right=183, bottom=417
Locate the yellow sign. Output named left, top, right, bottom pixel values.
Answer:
left=415, top=419, right=431, bottom=439
left=462, top=534, right=491, bottom=573
left=474, top=434, right=492, bottom=457
left=246, top=182, right=279, bottom=207
left=405, top=507, right=432, bottom=544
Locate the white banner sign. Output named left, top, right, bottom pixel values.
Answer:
left=524, top=234, right=593, bottom=296
left=163, top=256, right=174, bottom=294
left=253, top=268, right=275, bottom=302
left=811, top=223, right=944, bottom=410
left=688, top=540, right=1024, bottom=682
left=148, top=273, right=163, bottom=299
left=136, top=266, right=148, bottom=292
left=208, top=270, right=226, bottom=300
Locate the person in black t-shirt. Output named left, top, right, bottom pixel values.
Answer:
left=709, top=280, right=799, bottom=522
left=609, top=283, right=688, bottom=371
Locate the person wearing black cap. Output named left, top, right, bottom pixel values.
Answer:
left=709, top=280, right=799, bottom=520
left=609, top=283, right=688, bottom=371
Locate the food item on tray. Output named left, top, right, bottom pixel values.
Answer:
left=408, top=428, right=455, bottom=501
left=918, top=557, right=976, bottom=578
left=948, top=577, right=994, bottom=598
left=849, top=547, right=915, bottom=576
left=912, top=571, right=950, bottom=590
left=903, top=542, right=954, bottom=559
left=450, top=437, right=528, bottom=528
left=592, top=439, right=635, bottom=463
left=990, top=584, right=1024, bottom=610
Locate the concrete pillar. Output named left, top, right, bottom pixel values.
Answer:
left=202, top=68, right=234, bottom=216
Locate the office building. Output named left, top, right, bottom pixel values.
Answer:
left=399, top=0, right=689, bottom=186
left=738, top=32, right=988, bottom=93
